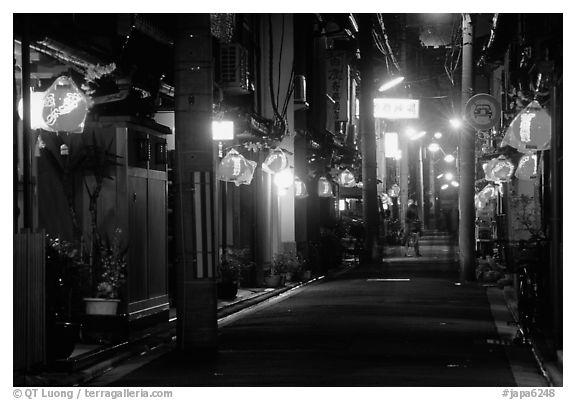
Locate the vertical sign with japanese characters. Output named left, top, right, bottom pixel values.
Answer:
left=326, top=51, right=350, bottom=134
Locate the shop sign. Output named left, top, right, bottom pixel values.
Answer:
left=374, top=98, right=419, bottom=119
left=326, top=52, right=350, bottom=123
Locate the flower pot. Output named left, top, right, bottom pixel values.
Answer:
left=264, top=274, right=284, bottom=288
left=84, top=298, right=120, bottom=315
left=217, top=281, right=239, bottom=300
left=46, top=321, right=81, bottom=360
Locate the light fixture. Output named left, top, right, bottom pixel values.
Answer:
left=41, top=76, right=88, bottom=133
left=434, top=132, right=443, bottom=139
left=441, top=184, right=449, bottom=190
left=338, top=169, right=356, bottom=188
left=384, top=132, right=399, bottom=158
left=18, top=90, right=48, bottom=130
left=449, top=118, right=462, bottom=129
left=262, top=148, right=289, bottom=174
left=217, top=149, right=257, bottom=186
left=409, top=131, right=427, bottom=141
left=317, top=176, right=334, bottom=197
left=274, top=168, right=294, bottom=194
left=451, top=181, right=459, bottom=187
left=444, top=154, right=455, bottom=163
left=212, top=120, right=234, bottom=141
left=378, top=76, right=405, bottom=92
left=444, top=172, right=454, bottom=181
left=436, top=173, right=444, bottom=179
left=428, top=142, right=441, bottom=152
left=294, top=176, right=308, bottom=198
left=338, top=199, right=347, bottom=211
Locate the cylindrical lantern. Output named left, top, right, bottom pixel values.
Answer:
left=294, top=176, right=308, bottom=199
left=262, top=148, right=289, bottom=174
left=217, top=149, right=257, bottom=186
left=501, top=100, right=551, bottom=153
left=515, top=153, right=538, bottom=181
left=18, top=90, right=49, bottom=130
left=338, top=169, right=356, bottom=188
left=42, top=76, right=88, bottom=133
left=317, top=176, right=333, bottom=197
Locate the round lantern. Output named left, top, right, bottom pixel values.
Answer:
left=294, top=176, right=308, bottom=199
left=18, top=90, right=49, bottom=130
left=317, top=176, right=334, bottom=198
left=501, top=100, right=551, bottom=153
left=41, top=76, right=88, bottom=133
left=217, top=149, right=257, bottom=186
left=484, top=156, right=514, bottom=182
left=515, top=153, right=538, bottom=181
left=337, top=169, right=356, bottom=188
left=262, top=148, right=289, bottom=174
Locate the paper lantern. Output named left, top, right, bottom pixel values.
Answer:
left=18, top=90, right=49, bottom=130
left=317, top=176, right=334, bottom=197
left=262, top=148, right=289, bottom=174
left=514, top=153, right=538, bottom=181
left=478, top=184, right=498, bottom=206
left=294, top=176, right=308, bottom=199
left=217, top=149, right=257, bottom=186
left=41, top=76, right=88, bottom=133
left=338, top=169, right=356, bottom=188
left=501, top=100, right=551, bottom=153
left=484, top=156, right=514, bottom=182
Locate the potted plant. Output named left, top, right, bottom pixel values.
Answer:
left=273, top=251, right=303, bottom=283
left=84, top=228, right=127, bottom=315
left=263, top=262, right=283, bottom=288
left=216, top=252, right=240, bottom=300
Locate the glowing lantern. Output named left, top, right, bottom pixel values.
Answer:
left=338, top=169, right=356, bottom=188
left=212, top=120, right=234, bottom=140
left=478, top=184, right=498, bottom=206
left=262, top=148, right=289, bottom=174
left=501, top=100, right=551, bottom=153
left=317, top=176, right=334, bottom=197
left=484, top=156, right=514, bottom=182
left=41, top=76, right=88, bottom=133
left=217, top=149, right=257, bottom=186
left=18, top=90, right=49, bottom=130
left=388, top=183, right=400, bottom=198
left=274, top=168, right=294, bottom=191
left=515, top=153, right=538, bottom=181
left=294, top=176, right=308, bottom=198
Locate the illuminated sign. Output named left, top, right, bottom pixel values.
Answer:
left=374, top=98, right=419, bottom=119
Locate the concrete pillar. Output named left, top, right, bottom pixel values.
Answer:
left=173, top=14, right=218, bottom=352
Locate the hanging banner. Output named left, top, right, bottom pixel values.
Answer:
left=464, top=93, right=501, bottom=131
left=501, top=100, right=551, bottom=153
left=325, top=51, right=350, bottom=132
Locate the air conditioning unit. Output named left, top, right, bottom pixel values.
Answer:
left=219, top=44, right=251, bottom=95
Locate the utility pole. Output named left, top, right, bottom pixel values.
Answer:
left=359, top=14, right=380, bottom=263
left=174, top=14, right=218, bottom=353
left=459, top=14, right=476, bottom=282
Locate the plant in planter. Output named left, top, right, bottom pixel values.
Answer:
left=84, top=228, right=127, bottom=315
left=263, top=262, right=283, bottom=288
left=217, top=253, right=241, bottom=300
left=273, top=251, right=303, bottom=283
left=45, top=236, right=90, bottom=360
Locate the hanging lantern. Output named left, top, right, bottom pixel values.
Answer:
left=41, top=76, right=88, bottom=133
left=515, top=153, right=538, bottom=181
left=217, top=149, right=257, bottom=186
left=388, top=183, right=400, bottom=198
left=317, top=176, right=334, bottom=197
left=18, top=90, right=49, bottom=130
left=262, top=148, right=289, bottom=174
left=338, top=169, right=356, bottom=188
left=484, top=156, right=514, bottom=182
left=294, top=176, right=308, bottom=199
left=501, top=100, right=551, bottom=153
left=478, top=184, right=498, bottom=205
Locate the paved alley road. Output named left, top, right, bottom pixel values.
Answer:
left=96, top=237, right=546, bottom=387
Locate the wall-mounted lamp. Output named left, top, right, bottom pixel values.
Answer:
left=212, top=120, right=234, bottom=141
left=449, top=118, right=462, bottom=129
